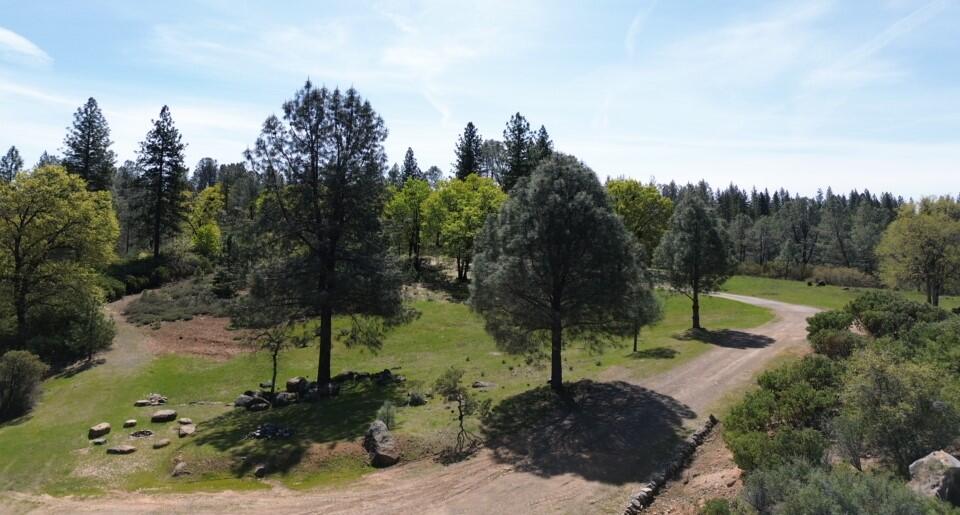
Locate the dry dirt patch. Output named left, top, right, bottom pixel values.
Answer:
left=144, top=316, right=251, bottom=360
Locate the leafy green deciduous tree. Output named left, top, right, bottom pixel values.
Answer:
left=246, top=82, right=404, bottom=385
left=606, top=178, right=674, bottom=263
left=471, top=154, right=650, bottom=391
left=423, top=174, right=506, bottom=281
left=454, top=122, right=483, bottom=180
left=0, top=166, right=118, bottom=356
left=877, top=198, right=960, bottom=306
left=384, top=179, right=431, bottom=273
left=134, top=105, right=189, bottom=259
left=653, top=192, right=735, bottom=330
left=62, top=98, right=116, bottom=191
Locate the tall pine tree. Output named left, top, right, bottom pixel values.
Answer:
left=454, top=121, right=483, bottom=179
left=246, top=82, right=404, bottom=385
left=401, top=147, right=421, bottom=183
left=135, top=106, right=188, bottom=259
left=500, top=113, right=532, bottom=191
left=0, top=146, right=23, bottom=182
left=192, top=157, right=218, bottom=191
left=62, top=98, right=116, bottom=191
left=531, top=125, right=553, bottom=166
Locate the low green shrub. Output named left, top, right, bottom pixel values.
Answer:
left=0, top=350, right=49, bottom=421
left=376, top=400, right=397, bottom=429
left=94, top=274, right=126, bottom=302
left=725, top=428, right=827, bottom=471
left=700, top=498, right=733, bottom=515
left=123, top=279, right=234, bottom=325
left=809, top=329, right=865, bottom=359
left=845, top=291, right=948, bottom=338
left=807, top=265, right=881, bottom=288
left=806, top=310, right=854, bottom=338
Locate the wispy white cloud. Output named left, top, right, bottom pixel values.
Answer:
left=624, top=0, right=659, bottom=58
left=0, top=26, right=51, bottom=65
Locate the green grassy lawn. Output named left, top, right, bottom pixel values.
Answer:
left=722, top=275, right=960, bottom=311
left=0, top=292, right=771, bottom=496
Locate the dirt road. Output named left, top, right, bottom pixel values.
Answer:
left=1, top=294, right=818, bottom=515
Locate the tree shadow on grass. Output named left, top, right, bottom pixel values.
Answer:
left=482, top=380, right=695, bottom=484
left=416, top=262, right=470, bottom=303
left=191, top=382, right=404, bottom=477
left=628, top=347, right=679, bottom=359
left=676, top=328, right=774, bottom=349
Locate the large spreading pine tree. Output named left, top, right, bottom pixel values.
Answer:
left=246, top=81, right=404, bottom=385
left=454, top=122, right=483, bottom=179
left=135, top=105, right=188, bottom=259
left=62, top=98, right=116, bottom=191
left=471, top=154, right=651, bottom=391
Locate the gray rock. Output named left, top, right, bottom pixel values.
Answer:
left=234, top=394, right=254, bottom=408
left=909, top=450, right=960, bottom=505
left=363, top=420, right=400, bottom=467
left=123, top=419, right=137, bottom=428
left=153, top=438, right=171, bottom=449
left=147, top=393, right=167, bottom=405
left=286, top=376, right=308, bottom=393
left=178, top=418, right=193, bottom=425
left=178, top=424, right=196, bottom=438
left=91, top=437, right=107, bottom=445
left=88, top=422, right=111, bottom=439
left=247, top=397, right=271, bottom=412
left=273, top=392, right=297, bottom=407
left=172, top=461, right=190, bottom=477
left=254, top=464, right=268, bottom=478
left=134, top=399, right=152, bottom=407
left=107, top=445, right=137, bottom=455
left=471, top=381, right=496, bottom=389
left=151, top=409, right=177, bottom=423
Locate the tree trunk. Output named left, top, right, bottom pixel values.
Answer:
left=550, top=312, right=563, bottom=392
left=271, top=346, right=280, bottom=395
left=317, top=305, right=333, bottom=384
left=633, top=324, right=639, bottom=353
left=691, top=288, right=701, bottom=330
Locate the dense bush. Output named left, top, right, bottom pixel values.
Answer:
left=845, top=290, right=948, bottom=338
left=24, top=291, right=115, bottom=366
left=740, top=462, right=952, bottom=515
left=0, top=350, right=49, bottom=421
left=840, top=348, right=960, bottom=476
left=725, top=427, right=827, bottom=471
left=106, top=253, right=211, bottom=295
left=123, top=278, right=233, bottom=325
left=376, top=400, right=397, bottom=429
left=805, top=310, right=854, bottom=338
left=807, top=265, right=882, bottom=288
left=94, top=274, right=126, bottom=302
left=810, top=329, right=865, bottom=359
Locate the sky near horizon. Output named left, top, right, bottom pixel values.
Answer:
left=0, top=0, right=958, bottom=198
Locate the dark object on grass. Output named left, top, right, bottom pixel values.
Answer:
left=244, top=422, right=294, bottom=440
left=130, top=430, right=154, bottom=438
left=363, top=420, right=400, bottom=467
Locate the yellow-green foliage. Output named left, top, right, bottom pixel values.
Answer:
left=423, top=174, right=506, bottom=276
left=606, top=178, right=673, bottom=260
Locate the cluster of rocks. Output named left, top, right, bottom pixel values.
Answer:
left=134, top=393, right=168, bottom=407
left=908, top=450, right=960, bottom=506
left=363, top=420, right=400, bottom=468
left=334, top=369, right=406, bottom=386
left=86, top=393, right=198, bottom=456
left=244, top=423, right=294, bottom=440
left=624, top=415, right=718, bottom=515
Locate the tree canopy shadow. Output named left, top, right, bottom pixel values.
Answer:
left=191, top=382, right=403, bottom=476
left=629, top=347, right=679, bottom=359
left=482, top=380, right=695, bottom=484
left=415, top=261, right=470, bottom=302
left=676, top=328, right=774, bottom=349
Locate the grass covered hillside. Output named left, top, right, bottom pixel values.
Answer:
left=0, top=291, right=771, bottom=496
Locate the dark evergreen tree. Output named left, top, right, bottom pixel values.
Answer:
left=192, top=157, right=218, bottom=191
left=471, top=154, right=650, bottom=391
left=454, top=122, right=483, bottom=180
left=134, top=105, right=188, bottom=259
left=246, top=82, right=404, bottom=385
left=62, top=97, right=116, bottom=191
left=401, top=147, right=421, bottom=183
left=500, top=112, right=533, bottom=191
left=0, top=146, right=23, bottom=182
left=530, top=125, right=553, bottom=166
left=423, top=165, right=443, bottom=187
left=386, top=163, right=402, bottom=188
left=113, top=160, right=141, bottom=256
left=653, top=192, right=735, bottom=329
left=479, top=139, right=507, bottom=186
left=35, top=151, right=60, bottom=168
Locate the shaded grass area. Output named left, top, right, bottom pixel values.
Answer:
left=723, top=275, right=960, bottom=311
left=0, top=293, right=771, bottom=495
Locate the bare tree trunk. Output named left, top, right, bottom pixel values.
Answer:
left=550, top=312, right=563, bottom=392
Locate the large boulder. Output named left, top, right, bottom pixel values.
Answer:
left=273, top=392, right=297, bottom=407
left=286, top=376, right=308, bottom=394
left=123, top=419, right=137, bottom=428
left=363, top=420, right=400, bottom=468
left=234, top=394, right=255, bottom=408
left=178, top=424, right=196, bottom=438
left=247, top=397, right=271, bottom=412
left=88, top=422, right=111, bottom=439
left=909, top=450, right=960, bottom=505
left=153, top=438, right=171, bottom=449
left=107, top=445, right=137, bottom=455
left=151, top=409, right=177, bottom=423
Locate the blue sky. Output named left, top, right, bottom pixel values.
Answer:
left=1, top=0, right=958, bottom=197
